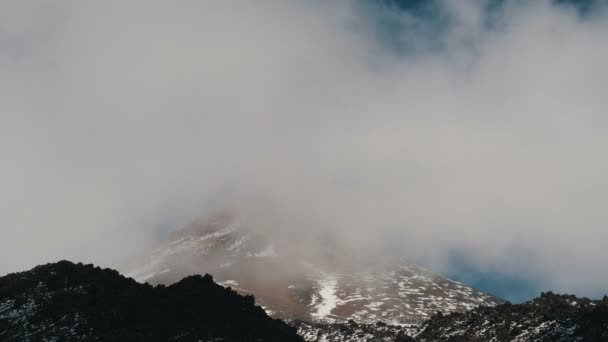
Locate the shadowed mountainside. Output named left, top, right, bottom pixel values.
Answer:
left=0, top=261, right=302, bottom=342
left=415, top=292, right=608, bottom=342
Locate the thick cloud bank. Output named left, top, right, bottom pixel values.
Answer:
left=1, top=0, right=608, bottom=297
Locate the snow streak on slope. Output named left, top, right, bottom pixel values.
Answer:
left=312, top=273, right=339, bottom=321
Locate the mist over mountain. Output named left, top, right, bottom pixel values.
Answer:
left=2, top=0, right=608, bottom=306
left=119, top=210, right=503, bottom=325
left=3, top=1, right=608, bottom=341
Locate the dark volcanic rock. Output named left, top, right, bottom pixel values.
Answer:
left=293, top=319, right=420, bottom=341
left=415, top=292, right=608, bottom=342
left=0, top=260, right=303, bottom=342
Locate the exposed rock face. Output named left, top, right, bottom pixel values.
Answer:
left=0, top=261, right=302, bottom=342
left=120, top=211, right=502, bottom=325
left=415, top=292, right=608, bottom=342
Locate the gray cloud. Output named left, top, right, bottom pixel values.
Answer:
left=1, top=0, right=608, bottom=297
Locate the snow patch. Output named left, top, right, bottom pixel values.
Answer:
left=312, top=274, right=338, bottom=321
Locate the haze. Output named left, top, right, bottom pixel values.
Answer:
left=1, top=0, right=607, bottom=299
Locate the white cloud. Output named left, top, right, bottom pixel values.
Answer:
left=1, top=0, right=607, bottom=296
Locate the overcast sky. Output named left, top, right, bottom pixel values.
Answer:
left=1, top=0, right=608, bottom=299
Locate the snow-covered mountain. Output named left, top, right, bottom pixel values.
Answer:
left=3, top=261, right=606, bottom=342
left=119, top=211, right=502, bottom=325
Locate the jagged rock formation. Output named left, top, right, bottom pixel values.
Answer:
left=0, top=261, right=302, bottom=342
left=415, top=292, right=608, bottom=342
left=120, top=211, right=502, bottom=324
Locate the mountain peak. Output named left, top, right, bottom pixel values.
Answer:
left=120, top=214, right=503, bottom=325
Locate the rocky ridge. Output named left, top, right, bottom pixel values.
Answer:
left=0, top=261, right=302, bottom=342
left=415, top=292, right=608, bottom=342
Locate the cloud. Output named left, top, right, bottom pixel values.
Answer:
left=1, top=0, right=607, bottom=297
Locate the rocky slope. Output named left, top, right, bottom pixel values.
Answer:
left=294, top=320, right=418, bottom=342
left=0, top=261, right=302, bottom=342
left=3, top=261, right=607, bottom=342
left=415, top=292, right=608, bottom=342
left=289, top=293, right=608, bottom=342
left=120, top=211, right=502, bottom=325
